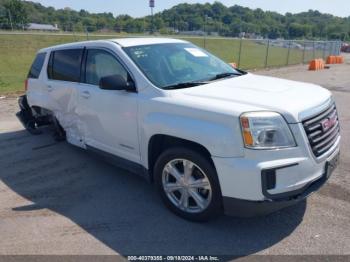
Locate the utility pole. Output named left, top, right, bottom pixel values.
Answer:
left=203, top=15, right=211, bottom=49
left=149, top=0, right=155, bottom=34
left=204, top=15, right=207, bottom=48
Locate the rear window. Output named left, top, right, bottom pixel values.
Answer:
left=28, top=53, right=46, bottom=79
left=48, top=49, right=83, bottom=82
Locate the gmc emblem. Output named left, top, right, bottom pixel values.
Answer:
left=321, top=115, right=337, bottom=132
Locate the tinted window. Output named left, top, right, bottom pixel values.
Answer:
left=85, top=49, right=128, bottom=86
left=49, top=49, right=83, bottom=82
left=28, top=53, right=46, bottom=79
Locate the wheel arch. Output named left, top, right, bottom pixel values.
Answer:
left=147, top=134, right=215, bottom=181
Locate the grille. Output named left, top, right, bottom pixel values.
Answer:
left=302, top=103, right=340, bottom=158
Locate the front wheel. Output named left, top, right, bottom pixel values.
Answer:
left=154, top=147, right=223, bottom=222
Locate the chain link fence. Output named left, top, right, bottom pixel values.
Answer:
left=0, top=21, right=343, bottom=70
left=189, top=38, right=342, bottom=70
left=0, top=29, right=343, bottom=67
left=0, top=30, right=343, bottom=70
left=0, top=30, right=343, bottom=93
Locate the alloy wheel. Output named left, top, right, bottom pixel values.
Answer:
left=162, top=159, right=212, bottom=213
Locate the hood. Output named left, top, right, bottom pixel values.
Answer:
left=171, top=73, right=332, bottom=123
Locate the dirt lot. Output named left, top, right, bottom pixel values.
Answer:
left=0, top=56, right=349, bottom=258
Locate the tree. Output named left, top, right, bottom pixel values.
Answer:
left=0, top=0, right=348, bottom=39
left=288, top=23, right=311, bottom=38
left=0, top=5, right=8, bottom=28
left=3, top=0, right=28, bottom=28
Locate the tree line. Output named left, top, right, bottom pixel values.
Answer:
left=0, top=0, right=349, bottom=40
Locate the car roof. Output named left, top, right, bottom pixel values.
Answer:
left=112, top=37, right=188, bottom=47
left=38, top=38, right=189, bottom=53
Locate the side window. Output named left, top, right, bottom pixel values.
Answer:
left=48, top=49, right=83, bottom=82
left=85, top=49, right=128, bottom=86
left=28, top=52, right=46, bottom=79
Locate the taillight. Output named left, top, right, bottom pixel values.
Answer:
left=24, top=79, right=28, bottom=92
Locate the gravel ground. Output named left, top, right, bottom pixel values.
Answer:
left=0, top=55, right=349, bottom=259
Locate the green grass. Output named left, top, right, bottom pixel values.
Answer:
left=0, top=33, right=323, bottom=94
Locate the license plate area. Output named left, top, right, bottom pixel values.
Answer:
left=326, top=152, right=340, bottom=178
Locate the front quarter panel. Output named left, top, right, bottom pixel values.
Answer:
left=139, top=97, right=244, bottom=168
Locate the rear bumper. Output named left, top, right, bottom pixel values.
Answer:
left=223, top=152, right=339, bottom=217
left=17, top=95, right=51, bottom=135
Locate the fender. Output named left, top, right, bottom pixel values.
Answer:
left=140, top=112, right=244, bottom=169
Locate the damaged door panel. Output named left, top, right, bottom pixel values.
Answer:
left=46, top=81, right=84, bottom=147
left=44, top=48, right=86, bottom=147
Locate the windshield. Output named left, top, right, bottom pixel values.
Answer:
left=123, top=43, right=242, bottom=90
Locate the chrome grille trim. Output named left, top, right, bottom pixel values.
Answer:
left=302, top=103, right=340, bottom=158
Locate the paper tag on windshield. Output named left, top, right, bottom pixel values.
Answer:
left=184, top=48, right=208, bottom=57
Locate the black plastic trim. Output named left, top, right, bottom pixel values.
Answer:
left=223, top=196, right=301, bottom=218
left=86, top=145, right=150, bottom=181
left=264, top=169, right=276, bottom=190
left=80, top=47, right=87, bottom=83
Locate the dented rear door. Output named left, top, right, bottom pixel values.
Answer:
left=46, top=48, right=85, bottom=147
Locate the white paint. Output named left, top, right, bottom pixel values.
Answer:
left=27, top=38, right=340, bottom=203
left=184, top=48, right=208, bottom=57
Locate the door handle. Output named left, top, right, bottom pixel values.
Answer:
left=81, top=91, right=91, bottom=99
left=47, top=85, right=53, bottom=92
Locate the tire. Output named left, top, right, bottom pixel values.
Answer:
left=154, top=147, right=223, bottom=222
left=52, top=116, right=66, bottom=142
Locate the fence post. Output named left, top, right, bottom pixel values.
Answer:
left=264, top=39, right=270, bottom=68
left=312, top=41, right=315, bottom=59
left=334, top=41, right=337, bottom=55
left=302, top=40, right=306, bottom=64
left=322, top=41, right=326, bottom=59
left=286, top=40, right=291, bottom=66
left=330, top=41, right=333, bottom=55
left=335, top=41, right=338, bottom=55
left=85, top=27, right=89, bottom=40
left=73, top=28, right=77, bottom=41
left=238, top=37, right=243, bottom=68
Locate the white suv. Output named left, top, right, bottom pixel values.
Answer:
left=18, top=38, right=341, bottom=221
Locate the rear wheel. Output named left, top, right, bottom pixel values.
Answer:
left=52, top=116, right=66, bottom=141
left=154, top=147, right=222, bottom=222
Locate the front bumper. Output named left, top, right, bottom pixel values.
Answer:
left=212, top=135, right=340, bottom=217
left=223, top=155, right=338, bottom=217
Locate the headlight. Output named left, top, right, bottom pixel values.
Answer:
left=240, top=112, right=296, bottom=149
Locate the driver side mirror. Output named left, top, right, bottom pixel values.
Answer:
left=99, top=74, right=136, bottom=92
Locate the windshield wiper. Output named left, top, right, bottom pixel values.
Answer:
left=163, top=72, right=242, bottom=90
left=164, top=81, right=209, bottom=90
left=209, top=72, right=241, bottom=81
